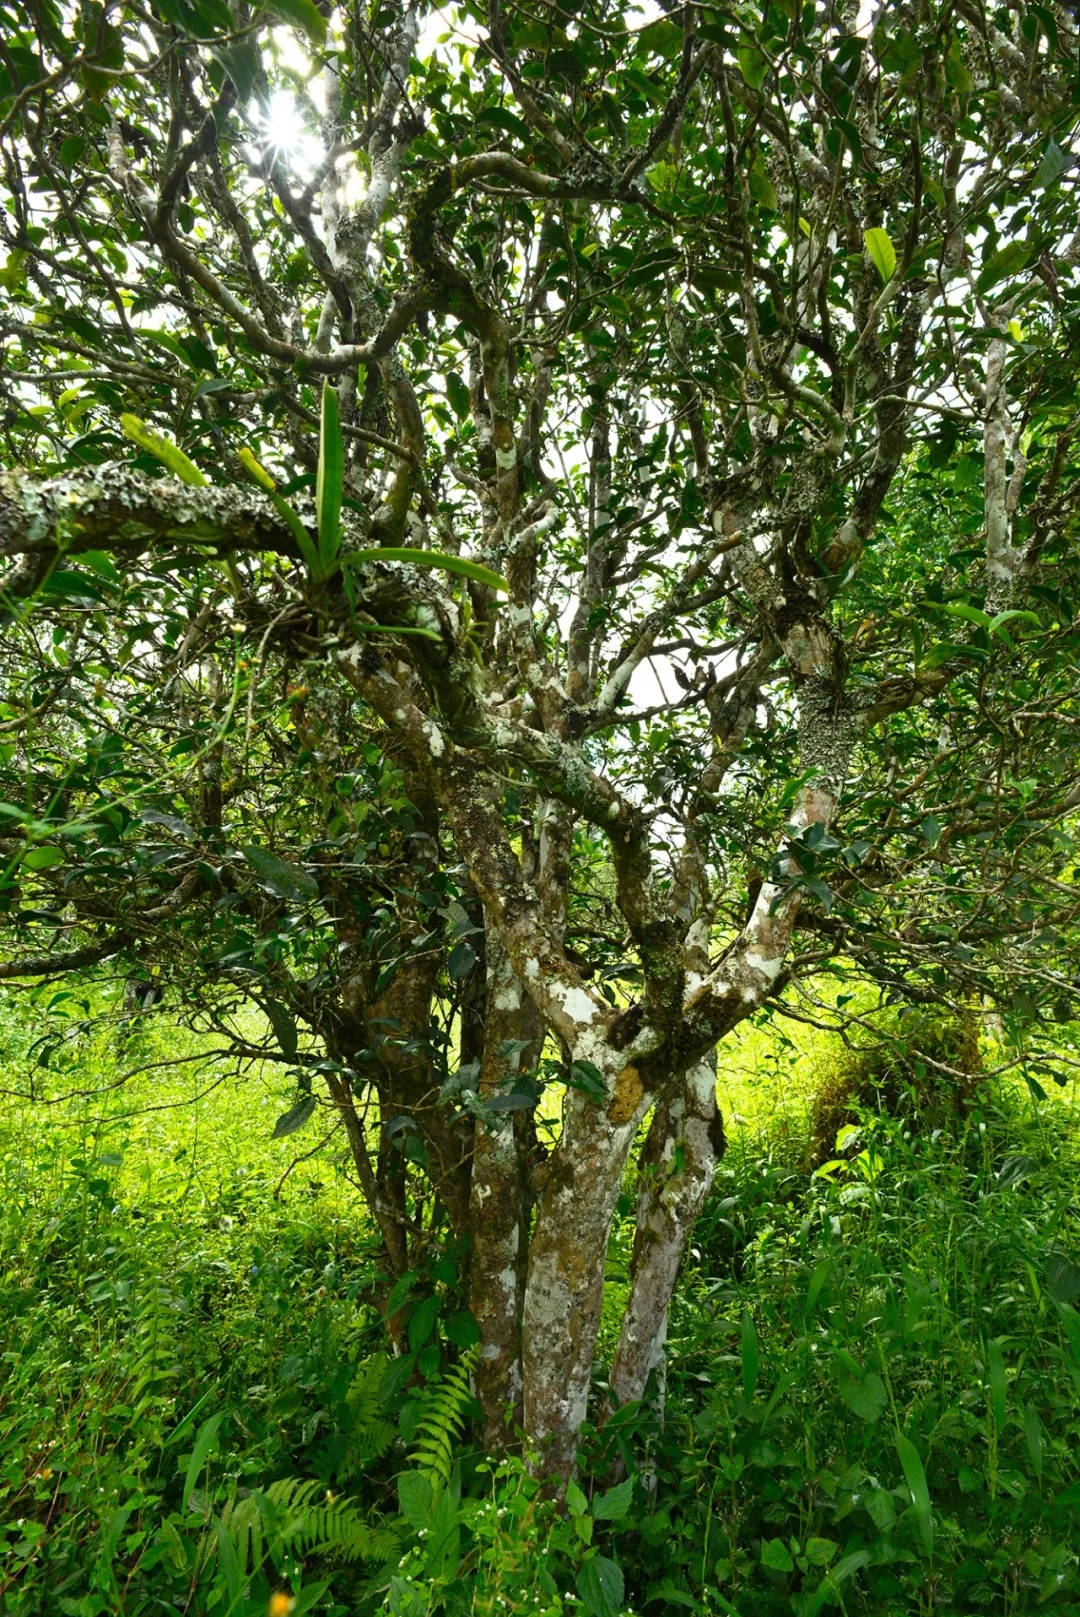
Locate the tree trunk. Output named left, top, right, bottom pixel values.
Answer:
left=468, top=937, right=543, bottom=1449
left=521, top=1067, right=651, bottom=1477
left=610, top=1054, right=723, bottom=1408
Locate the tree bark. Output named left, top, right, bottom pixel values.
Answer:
left=468, top=936, right=543, bottom=1448
left=521, top=1068, right=651, bottom=1477
left=610, top=1053, right=724, bottom=1408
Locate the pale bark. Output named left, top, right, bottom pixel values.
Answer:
left=468, top=937, right=543, bottom=1448
left=522, top=1073, right=651, bottom=1476
left=610, top=1055, right=723, bottom=1408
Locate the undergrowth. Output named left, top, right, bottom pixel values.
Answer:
left=2, top=987, right=1080, bottom=1615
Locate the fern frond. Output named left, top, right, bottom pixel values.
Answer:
left=220, top=1476, right=397, bottom=1570
left=409, top=1347, right=479, bottom=1487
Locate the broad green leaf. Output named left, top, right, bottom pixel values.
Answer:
left=446, top=371, right=470, bottom=421
left=272, top=1093, right=317, bottom=1138
left=576, top=1554, right=624, bottom=1617
left=264, top=996, right=299, bottom=1060
left=316, top=380, right=345, bottom=572
left=407, top=1294, right=438, bottom=1351
left=837, top=1370, right=887, bottom=1423
left=989, top=608, right=1040, bottom=635
left=182, top=1412, right=223, bottom=1508
left=1035, top=139, right=1066, bottom=189
left=348, top=621, right=444, bottom=641
left=119, top=414, right=206, bottom=487
left=243, top=845, right=319, bottom=901
left=348, top=547, right=508, bottom=593
left=567, top=1060, right=608, bottom=1101
left=736, top=44, right=767, bottom=89
left=805, top=1256, right=832, bottom=1312
left=864, top=227, right=896, bottom=283
left=977, top=241, right=1029, bottom=294
left=566, top=1479, right=589, bottom=1517
left=804, top=1538, right=839, bottom=1567
left=760, top=1537, right=794, bottom=1573
left=20, top=845, right=64, bottom=870
left=448, top=941, right=478, bottom=980
left=397, top=1470, right=435, bottom=1530
left=212, top=1516, right=244, bottom=1605
left=895, top=1431, right=933, bottom=1555
left=39, top=570, right=111, bottom=603
left=593, top=1476, right=634, bottom=1521
left=748, top=153, right=777, bottom=211
left=265, top=0, right=327, bottom=44
left=933, top=600, right=991, bottom=629
left=210, top=41, right=264, bottom=104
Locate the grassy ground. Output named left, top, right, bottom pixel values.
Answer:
left=2, top=985, right=1080, bottom=1616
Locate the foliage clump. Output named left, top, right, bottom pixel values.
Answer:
left=809, top=1004, right=983, bottom=1165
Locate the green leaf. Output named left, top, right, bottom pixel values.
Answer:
left=837, top=1370, right=887, bottom=1423
left=265, top=0, right=327, bottom=44
left=895, top=1430, right=933, bottom=1555
left=20, top=845, right=64, bottom=871
left=238, top=446, right=277, bottom=493
left=182, top=1412, right=223, bottom=1508
left=864, top=227, right=896, bottom=283
left=748, top=153, right=777, bottom=211
left=264, top=996, right=299, bottom=1060
left=804, top=1538, right=839, bottom=1567
left=39, top=570, right=111, bottom=603
left=141, top=808, right=196, bottom=847
left=933, top=600, right=991, bottom=629
left=977, top=241, right=1029, bottom=294
left=446, top=371, right=470, bottom=420
left=593, top=1476, right=634, bottom=1521
left=444, top=1309, right=480, bottom=1349
left=736, top=44, right=767, bottom=89
left=566, top=1479, right=589, bottom=1517
left=348, top=547, right=509, bottom=593
left=567, top=1060, right=608, bottom=1102
left=448, top=941, right=478, bottom=980
left=408, top=1294, right=439, bottom=1351
left=741, top=1308, right=759, bottom=1402
left=243, top=845, right=319, bottom=902
left=316, top=381, right=345, bottom=574
left=1035, top=139, right=1066, bottom=189
left=397, top=1470, right=435, bottom=1530
left=263, top=486, right=321, bottom=574
left=210, top=41, right=264, bottom=104
left=761, top=1537, right=794, bottom=1573
left=989, top=608, right=1041, bottom=635
left=576, top=1554, right=624, bottom=1617
left=272, top=1093, right=317, bottom=1138
left=119, top=414, right=206, bottom=487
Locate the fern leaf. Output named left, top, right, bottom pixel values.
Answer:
left=409, top=1347, right=478, bottom=1486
